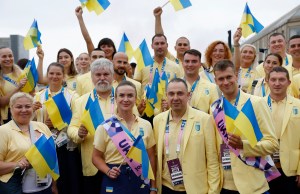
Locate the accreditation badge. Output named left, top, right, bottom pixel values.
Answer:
left=272, top=140, right=280, bottom=163
left=167, top=158, right=184, bottom=186
left=221, top=143, right=231, bottom=170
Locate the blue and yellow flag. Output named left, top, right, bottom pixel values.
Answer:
left=25, top=135, right=60, bottom=180
left=126, top=135, right=155, bottom=180
left=160, top=71, right=168, bottom=97
left=17, top=58, right=38, bottom=93
left=80, top=0, right=110, bottom=15
left=118, top=32, right=134, bottom=61
left=23, top=19, right=42, bottom=50
left=223, top=97, right=242, bottom=136
left=234, top=99, right=263, bottom=147
left=44, top=92, right=72, bottom=130
left=148, top=69, right=163, bottom=110
left=144, top=85, right=154, bottom=117
left=169, top=0, right=192, bottom=11
left=81, top=99, right=104, bottom=136
left=240, top=3, right=264, bottom=38
left=134, top=39, right=154, bottom=71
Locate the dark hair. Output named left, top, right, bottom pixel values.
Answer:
left=47, top=62, right=65, bottom=75
left=17, top=58, right=29, bottom=70
left=130, top=62, right=137, bottom=68
left=184, top=49, right=202, bottom=60
left=168, top=78, right=188, bottom=92
left=289, top=34, right=300, bottom=42
left=56, top=48, right=77, bottom=77
left=115, top=80, right=137, bottom=97
left=264, top=53, right=283, bottom=66
left=213, top=59, right=235, bottom=73
left=97, top=38, right=116, bottom=57
left=268, top=66, right=290, bottom=80
left=269, top=32, right=285, bottom=41
left=152, top=34, right=168, bottom=43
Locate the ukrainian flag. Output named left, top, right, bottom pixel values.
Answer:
left=23, top=19, right=42, bottom=50
left=25, top=135, right=60, bottom=180
left=160, top=71, right=168, bottom=96
left=118, top=33, right=134, bottom=61
left=223, top=97, right=242, bottom=136
left=170, top=0, right=192, bottom=11
left=81, top=99, right=104, bottom=136
left=127, top=135, right=155, bottom=180
left=17, top=58, right=38, bottom=93
left=134, top=39, right=154, bottom=71
left=148, top=69, right=163, bottom=110
left=144, top=85, right=154, bottom=117
left=80, top=0, right=110, bottom=15
left=240, top=3, right=264, bottom=38
left=44, top=92, right=72, bottom=130
left=234, top=99, right=263, bottom=147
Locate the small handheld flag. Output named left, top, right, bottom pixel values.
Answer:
left=134, top=39, right=154, bottom=71
left=23, top=19, right=42, bottom=50
left=240, top=3, right=264, bottom=38
left=17, top=58, right=38, bottom=93
left=118, top=33, right=134, bottom=61
left=169, top=0, right=192, bottom=11
left=80, top=0, right=110, bottom=15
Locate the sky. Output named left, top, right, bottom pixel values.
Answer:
left=0, top=0, right=299, bottom=70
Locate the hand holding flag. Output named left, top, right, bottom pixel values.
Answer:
left=23, top=19, right=42, bottom=50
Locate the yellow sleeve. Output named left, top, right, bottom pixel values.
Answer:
left=93, top=125, right=107, bottom=152
left=67, top=97, right=84, bottom=144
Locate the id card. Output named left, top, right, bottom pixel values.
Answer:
left=221, top=143, right=231, bottom=170
left=167, top=158, right=184, bottom=186
left=55, top=131, right=69, bottom=148
left=36, top=173, right=48, bottom=187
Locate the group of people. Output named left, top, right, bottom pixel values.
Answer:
left=0, top=5, right=300, bottom=194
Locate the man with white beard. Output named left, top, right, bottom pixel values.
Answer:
left=68, top=58, right=115, bottom=194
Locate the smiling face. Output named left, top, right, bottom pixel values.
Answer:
left=269, top=35, right=286, bottom=55
left=214, top=66, right=238, bottom=97
left=116, top=85, right=136, bottom=112
left=288, top=37, right=300, bottom=61
left=268, top=71, right=290, bottom=96
left=241, top=46, right=256, bottom=67
left=47, top=65, right=64, bottom=86
left=113, top=52, right=128, bottom=76
left=100, top=44, right=115, bottom=60
left=58, top=51, right=72, bottom=69
left=0, top=48, right=14, bottom=70
left=92, top=67, right=113, bottom=92
left=11, top=97, right=33, bottom=125
left=263, top=55, right=281, bottom=76
left=210, top=43, right=225, bottom=66
left=175, top=38, right=190, bottom=56
left=183, top=53, right=201, bottom=77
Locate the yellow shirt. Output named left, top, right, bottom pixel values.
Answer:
left=67, top=91, right=116, bottom=176
left=0, top=72, right=20, bottom=121
left=0, top=120, right=51, bottom=182
left=270, top=98, right=286, bottom=138
left=238, top=67, right=258, bottom=93
left=186, top=78, right=219, bottom=113
left=65, top=75, right=78, bottom=91
left=134, top=58, right=182, bottom=91
left=161, top=110, right=188, bottom=192
left=93, top=115, right=155, bottom=164
left=76, top=71, right=94, bottom=96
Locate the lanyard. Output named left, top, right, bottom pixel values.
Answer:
left=184, top=76, right=200, bottom=100
left=165, top=113, right=187, bottom=157
left=261, top=79, right=266, bottom=97
left=267, top=95, right=272, bottom=111
left=238, top=67, right=252, bottom=88
left=204, top=68, right=215, bottom=83
left=45, top=87, right=64, bottom=101
left=149, top=58, right=166, bottom=84
left=285, top=56, right=289, bottom=66
left=93, top=88, right=115, bottom=115
left=175, top=58, right=180, bottom=65
left=234, top=90, right=241, bottom=107
left=2, top=74, right=18, bottom=87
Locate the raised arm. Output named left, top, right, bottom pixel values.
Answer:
left=233, top=28, right=242, bottom=75
left=36, top=46, right=48, bottom=85
left=75, top=6, right=95, bottom=54
left=153, top=7, right=164, bottom=35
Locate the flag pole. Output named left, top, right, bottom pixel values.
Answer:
left=161, top=0, right=170, bottom=8
left=118, top=157, right=127, bottom=169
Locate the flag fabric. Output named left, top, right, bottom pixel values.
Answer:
left=160, top=71, right=168, bottom=97
left=169, top=0, right=192, bottom=11
left=134, top=39, right=154, bottom=71
left=81, top=98, right=104, bottom=136
left=144, top=85, right=154, bottom=117
left=17, top=58, right=38, bottom=93
left=223, top=97, right=242, bottom=136
left=118, top=33, right=134, bottom=61
left=148, top=69, right=163, bottom=110
left=234, top=99, right=263, bottom=147
left=23, top=19, right=42, bottom=50
left=80, top=0, right=110, bottom=15
left=127, top=135, right=155, bottom=180
left=44, top=92, right=72, bottom=130
left=240, top=3, right=264, bottom=38
left=25, top=135, right=60, bottom=180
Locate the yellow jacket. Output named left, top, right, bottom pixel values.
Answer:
left=153, top=106, right=220, bottom=194
left=215, top=91, right=279, bottom=194
left=76, top=72, right=94, bottom=96
left=263, top=95, right=300, bottom=177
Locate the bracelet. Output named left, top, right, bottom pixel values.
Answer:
left=106, top=169, right=111, bottom=176
left=150, top=187, right=158, bottom=192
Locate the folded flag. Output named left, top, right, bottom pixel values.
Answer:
left=44, top=92, right=72, bottom=130
left=80, top=0, right=110, bottom=15
left=25, top=135, right=60, bottom=180
left=17, top=58, right=38, bottom=93
left=23, top=19, right=42, bottom=50
left=240, top=3, right=264, bottom=38
left=118, top=32, right=134, bottom=61
left=169, top=0, right=192, bottom=11
left=81, top=98, right=104, bottom=136
left=127, top=135, right=155, bottom=180
left=234, top=98, right=263, bottom=147
left=134, top=39, right=154, bottom=71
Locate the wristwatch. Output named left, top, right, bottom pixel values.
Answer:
left=150, top=187, right=158, bottom=192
